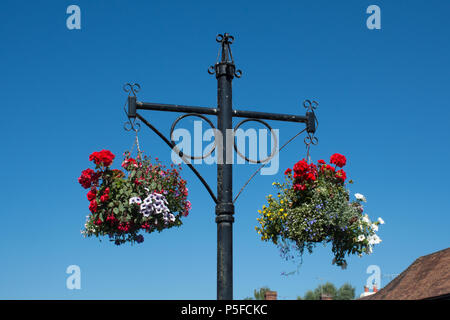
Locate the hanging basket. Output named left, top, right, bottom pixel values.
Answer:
left=78, top=149, right=190, bottom=245
left=256, top=153, right=384, bottom=268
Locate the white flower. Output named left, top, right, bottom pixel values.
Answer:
left=378, top=217, right=385, bottom=224
left=129, top=196, right=142, bottom=205
left=368, top=234, right=382, bottom=245
left=142, top=209, right=152, bottom=218
left=362, top=214, right=370, bottom=224
left=355, top=193, right=367, bottom=202
left=371, top=224, right=379, bottom=232
left=357, top=235, right=366, bottom=242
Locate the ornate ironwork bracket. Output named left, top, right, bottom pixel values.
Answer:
left=123, top=84, right=318, bottom=205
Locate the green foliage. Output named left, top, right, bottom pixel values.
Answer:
left=299, top=282, right=355, bottom=300
left=314, top=282, right=337, bottom=299
left=336, top=283, right=356, bottom=300
left=253, top=287, right=271, bottom=300
left=302, top=290, right=318, bottom=300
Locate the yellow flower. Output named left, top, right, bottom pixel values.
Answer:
left=279, top=208, right=284, bottom=212
left=280, top=200, right=284, bottom=204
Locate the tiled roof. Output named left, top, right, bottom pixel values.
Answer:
left=360, top=247, right=450, bottom=300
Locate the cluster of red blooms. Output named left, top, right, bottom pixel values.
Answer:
left=285, top=153, right=348, bottom=192
left=324, top=153, right=347, bottom=183
left=89, top=149, right=115, bottom=167
left=117, top=222, right=131, bottom=232
left=141, top=222, right=151, bottom=230
left=285, top=159, right=318, bottom=192
left=106, top=214, right=118, bottom=226
left=330, top=153, right=346, bottom=167
left=100, top=187, right=110, bottom=202
left=78, top=168, right=100, bottom=189
left=79, top=150, right=117, bottom=215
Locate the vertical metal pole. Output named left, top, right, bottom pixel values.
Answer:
left=215, top=34, right=235, bottom=300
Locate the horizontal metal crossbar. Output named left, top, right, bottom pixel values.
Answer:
left=134, top=101, right=308, bottom=124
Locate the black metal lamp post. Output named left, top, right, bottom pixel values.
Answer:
left=124, top=33, right=318, bottom=300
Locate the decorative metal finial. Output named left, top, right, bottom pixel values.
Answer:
left=208, top=33, right=242, bottom=78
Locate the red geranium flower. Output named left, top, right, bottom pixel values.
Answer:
left=294, top=183, right=307, bottom=191
left=78, top=168, right=98, bottom=189
left=284, top=168, right=292, bottom=175
left=330, top=153, right=346, bottom=168
left=89, top=199, right=98, bottom=213
left=100, top=187, right=110, bottom=202
left=293, top=159, right=309, bottom=174
left=87, top=188, right=97, bottom=201
left=335, top=169, right=347, bottom=182
left=318, top=159, right=326, bottom=165
left=89, top=149, right=115, bottom=167
left=306, top=172, right=316, bottom=181
left=321, top=164, right=335, bottom=173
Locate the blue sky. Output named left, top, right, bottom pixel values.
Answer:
left=1, top=0, right=449, bottom=299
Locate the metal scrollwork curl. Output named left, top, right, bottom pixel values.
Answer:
left=216, top=33, right=234, bottom=44
left=304, top=134, right=318, bottom=147
left=169, top=113, right=217, bottom=160
left=207, top=65, right=216, bottom=75
left=123, top=82, right=141, bottom=132
left=233, top=118, right=278, bottom=164
left=123, top=83, right=141, bottom=97
left=302, top=99, right=319, bottom=161
left=303, top=99, right=318, bottom=112
left=124, top=118, right=141, bottom=132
